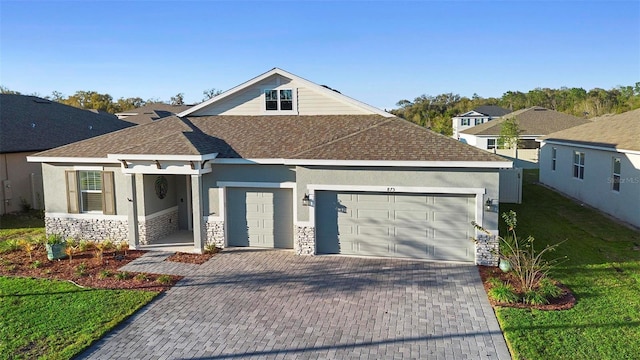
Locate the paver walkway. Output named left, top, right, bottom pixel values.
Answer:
left=78, top=248, right=511, bottom=359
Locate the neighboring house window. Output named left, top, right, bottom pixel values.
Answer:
left=65, top=170, right=116, bottom=215
left=264, top=89, right=293, bottom=111
left=487, top=139, right=496, bottom=150
left=573, top=151, right=585, bottom=179
left=551, top=147, right=557, bottom=171
left=475, top=118, right=483, bottom=125
left=461, top=118, right=470, bottom=126
left=612, top=157, right=621, bottom=192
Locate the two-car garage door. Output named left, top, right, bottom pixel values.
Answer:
left=315, top=192, right=476, bottom=262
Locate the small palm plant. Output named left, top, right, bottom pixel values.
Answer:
left=65, top=238, right=79, bottom=262
left=19, top=238, right=35, bottom=261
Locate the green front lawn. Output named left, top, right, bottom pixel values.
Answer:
left=497, top=170, right=640, bottom=359
left=0, top=214, right=157, bottom=359
left=0, top=277, right=157, bottom=359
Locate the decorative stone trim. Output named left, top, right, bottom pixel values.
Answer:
left=475, top=234, right=499, bottom=266
left=294, top=226, right=315, bottom=256
left=204, top=220, right=225, bottom=248
left=138, top=209, right=178, bottom=245
left=45, top=216, right=128, bottom=242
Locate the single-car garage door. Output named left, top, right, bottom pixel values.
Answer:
left=226, top=188, right=293, bottom=248
left=315, top=191, right=475, bottom=262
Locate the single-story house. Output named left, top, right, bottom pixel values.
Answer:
left=452, top=105, right=511, bottom=139
left=0, top=94, right=135, bottom=214
left=29, top=68, right=511, bottom=264
left=115, top=103, right=191, bottom=124
left=459, top=106, right=591, bottom=151
left=538, top=108, right=640, bottom=228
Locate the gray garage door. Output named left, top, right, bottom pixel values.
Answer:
left=315, top=191, right=475, bottom=262
left=226, top=188, right=293, bottom=248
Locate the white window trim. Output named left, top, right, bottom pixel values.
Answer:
left=612, top=157, right=621, bottom=192
left=461, top=118, right=470, bottom=126
left=261, top=88, right=297, bottom=115
left=573, top=151, right=585, bottom=180
left=79, top=170, right=103, bottom=213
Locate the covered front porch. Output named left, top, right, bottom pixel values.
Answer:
left=111, top=153, right=216, bottom=253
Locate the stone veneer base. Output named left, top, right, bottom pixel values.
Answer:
left=204, top=220, right=225, bottom=248
left=138, top=209, right=179, bottom=245
left=475, top=234, right=499, bottom=266
left=45, top=216, right=128, bottom=242
left=294, top=226, right=315, bottom=255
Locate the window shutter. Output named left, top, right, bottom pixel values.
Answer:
left=102, top=171, right=116, bottom=215
left=65, top=171, right=79, bottom=214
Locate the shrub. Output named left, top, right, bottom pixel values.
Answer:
left=487, top=277, right=504, bottom=288
left=156, top=275, right=172, bottom=285
left=74, top=262, right=88, bottom=277
left=523, top=290, right=549, bottom=305
left=4, top=239, right=22, bottom=252
left=116, top=241, right=129, bottom=255
left=65, top=239, right=79, bottom=262
left=115, top=271, right=131, bottom=280
left=204, top=243, right=221, bottom=254
left=488, top=283, right=519, bottom=304
left=98, top=270, right=112, bottom=279
left=94, top=240, right=114, bottom=263
left=538, top=278, right=563, bottom=299
left=134, top=273, right=149, bottom=282
left=19, top=238, right=36, bottom=261
left=78, top=239, right=91, bottom=252
left=473, top=210, right=566, bottom=293
left=30, top=260, right=42, bottom=269
left=46, top=234, right=65, bottom=245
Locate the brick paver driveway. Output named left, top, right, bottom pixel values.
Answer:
left=78, top=248, right=510, bottom=359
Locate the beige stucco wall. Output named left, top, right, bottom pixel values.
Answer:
left=540, top=143, right=640, bottom=228
left=0, top=152, right=44, bottom=214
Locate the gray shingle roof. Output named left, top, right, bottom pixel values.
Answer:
left=33, top=115, right=507, bottom=162
left=472, top=105, right=511, bottom=117
left=540, top=108, right=640, bottom=151
left=460, top=106, right=590, bottom=136
left=0, top=94, right=135, bottom=153
left=116, top=103, right=192, bottom=125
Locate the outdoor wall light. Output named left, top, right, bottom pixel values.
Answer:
left=485, top=198, right=496, bottom=212
left=302, top=194, right=311, bottom=206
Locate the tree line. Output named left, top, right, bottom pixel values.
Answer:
left=0, top=86, right=223, bottom=114
left=391, top=83, right=640, bottom=136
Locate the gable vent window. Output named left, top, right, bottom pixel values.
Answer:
left=264, top=89, right=295, bottom=112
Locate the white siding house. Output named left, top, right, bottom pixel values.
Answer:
left=452, top=105, right=510, bottom=139
left=539, top=109, right=640, bottom=228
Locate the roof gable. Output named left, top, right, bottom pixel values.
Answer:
left=541, top=108, right=640, bottom=152
left=460, top=106, right=590, bottom=136
left=179, top=68, right=393, bottom=117
left=0, top=94, right=135, bottom=153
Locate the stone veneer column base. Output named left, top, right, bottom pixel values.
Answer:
left=45, top=216, right=128, bottom=242
left=204, top=220, right=225, bottom=248
left=475, top=234, right=499, bottom=266
left=137, top=209, right=179, bottom=245
left=294, top=226, right=315, bottom=255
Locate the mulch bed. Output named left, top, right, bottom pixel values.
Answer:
left=478, top=265, right=576, bottom=310
left=165, top=252, right=215, bottom=265
left=0, top=247, right=182, bottom=292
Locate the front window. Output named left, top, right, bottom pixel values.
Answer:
left=461, top=118, right=470, bottom=126
left=551, top=147, right=557, bottom=171
left=612, top=157, right=621, bottom=192
left=264, top=89, right=294, bottom=111
left=573, top=151, right=585, bottom=180
left=487, top=139, right=496, bottom=150
left=79, top=171, right=102, bottom=212
left=475, top=118, right=483, bottom=125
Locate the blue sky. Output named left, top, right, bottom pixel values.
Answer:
left=1, top=1, right=638, bottom=110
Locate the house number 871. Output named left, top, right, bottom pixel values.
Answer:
left=387, top=187, right=395, bottom=192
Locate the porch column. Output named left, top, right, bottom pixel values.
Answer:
left=191, top=174, right=204, bottom=253
left=125, top=173, right=139, bottom=249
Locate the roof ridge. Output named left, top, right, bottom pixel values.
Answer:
left=290, top=117, right=394, bottom=157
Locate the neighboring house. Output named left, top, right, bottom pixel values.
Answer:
left=459, top=106, right=591, bottom=151
left=115, top=103, right=191, bottom=125
left=452, top=105, right=510, bottom=139
left=0, top=94, right=135, bottom=215
left=29, top=68, right=511, bottom=264
left=538, top=108, right=640, bottom=228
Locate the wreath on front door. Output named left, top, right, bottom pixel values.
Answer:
left=155, top=176, right=168, bottom=199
